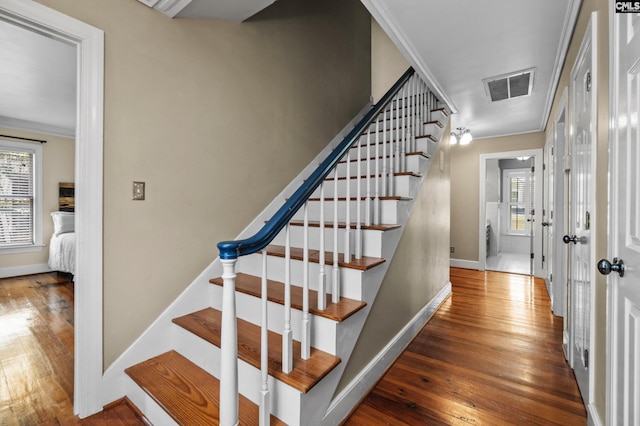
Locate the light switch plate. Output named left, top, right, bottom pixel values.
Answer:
left=133, top=181, right=145, bottom=200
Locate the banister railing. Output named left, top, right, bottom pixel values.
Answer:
left=216, top=67, right=438, bottom=426
left=217, top=67, right=414, bottom=261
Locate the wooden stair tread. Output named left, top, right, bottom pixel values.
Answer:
left=209, top=273, right=366, bottom=322
left=324, top=171, right=422, bottom=181
left=172, top=308, right=340, bottom=393
left=288, top=220, right=400, bottom=231
left=264, top=244, right=386, bottom=271
left=424, top=120, right=444, bottom=127
left=125, top=350, right=285, bottom=425
left=307, top=196, right=411, bottom=201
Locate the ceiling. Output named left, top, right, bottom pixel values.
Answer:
left=0, top=0, right=580, bottom=141
left=0, top=18, right=76, bottom=138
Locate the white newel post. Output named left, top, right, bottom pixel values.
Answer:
left=220, top=258, right=239, bottom=426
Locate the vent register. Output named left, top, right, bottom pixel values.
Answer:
left=483, top=68, right=535, bottom=102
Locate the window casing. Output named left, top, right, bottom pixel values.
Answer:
left=0, top=139, right=43, bottom=253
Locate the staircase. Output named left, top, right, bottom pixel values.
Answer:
left=116, top=69, right=449, bottom=425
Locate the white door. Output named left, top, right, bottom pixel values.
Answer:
left=607, top=11, right=640, bottom=425
left=543, top=135, right=554, bottom=297
left=566, top=14, right=596, bottom=407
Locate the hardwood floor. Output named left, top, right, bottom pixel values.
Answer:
left=1, top=269, right=586, bottom=425
left=0, top=273, right=146, bottom=425
left=345, top=268, right=587, bottom=425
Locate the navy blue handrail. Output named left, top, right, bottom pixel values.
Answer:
left=217, top=67, right=415, bottom=260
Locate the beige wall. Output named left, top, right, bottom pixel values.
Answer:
left=449, top=132, right=545, bottom=262
left=544, top=0, right=608, bottom=420
left=0, top=128, right=74, bottom=269
left=337, top=21, right=451, bottom=393
left=371, top=18, right=410, bottom=103
left=35, top=0, right=371, bottom=366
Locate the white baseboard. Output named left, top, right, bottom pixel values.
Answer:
left=0, top=263, right=51, bottom=279
left=323, top=281, right=452, bottom=425
left=587, top=402, right=603, bottom=426
left=449, top=258, right=480, bottom=270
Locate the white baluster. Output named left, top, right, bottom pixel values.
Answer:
left=302, top=202, right=310, bottom=359
left=259, top=252, right=270, bottom=426
left=344, top=150, right=352, bottom=263
left=220, top=258, right=238, bottom=426
left=381, top=109, right=388, bottom=198
left=389, top=94, right=396, bottom=198
left=394, top=91, right=401, bottom=179
left=401, top=85, right=407, bottom=173
left=282, top=224, right=292, bottom=373
left=318, top=182, right=326, bottom=310
left=332, top=168, right=340, bottom=304
left=365, top=131, right=372, bottom=226
left=355, top=130, right=363, bottom=260
left=411, top=74, right=419, bottom=152
left=373, top=117, right=380, bottom=225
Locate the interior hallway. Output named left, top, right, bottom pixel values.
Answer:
left=346, top=268, right=586, bottom=425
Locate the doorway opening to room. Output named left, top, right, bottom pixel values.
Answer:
left=479, top=149, right=543, bottom=276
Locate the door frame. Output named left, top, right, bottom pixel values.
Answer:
left=478, top=149, right=544, bottom=276
left=0, top=0, right=105, bottom=417
left=567, top=10, right=597, bottom=417
left=552, top=88, right=569, bottom=320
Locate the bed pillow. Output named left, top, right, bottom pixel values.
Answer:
left=51, top=211, right=75, bottom=235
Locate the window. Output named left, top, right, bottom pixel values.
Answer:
left=503, top=169, right=533, bottom=235
left=0, top=139, right=43, bottom=253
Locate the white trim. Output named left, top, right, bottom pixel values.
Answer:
left=322, top=281, right=452, bottom=425
left=0, top=0, right=105, bottom=417
left=0, top=116, right=75, bottom=138
left=587, top=402, right=603, bottom=426
left=0, top=263, right=50, bottom=279
left=478, top=149, right=543, bottom=276
left=449, top=258, right=480, bottom=270
left=540, top=0, right=582, bottom=131
left=360, top=0, right=455, bottom=113
left=607, top=5, right=617, bottom=425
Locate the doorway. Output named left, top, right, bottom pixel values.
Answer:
left=479, top=149, right=543, bottom=276
left=0, top=1, right=104, bottom=417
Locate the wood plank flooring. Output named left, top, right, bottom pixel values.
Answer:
left=345, top=268, right=587, bottom=425
left=0, top=273, right=147, bottom=425
left=1, top=269, right=586, bottom=425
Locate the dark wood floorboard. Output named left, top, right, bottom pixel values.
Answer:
left=0, top=273, right=146, bottom=425
left=345, top=268, right=587, bottom=425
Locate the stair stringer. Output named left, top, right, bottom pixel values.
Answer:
left=97, top=103, right=372, bottom=408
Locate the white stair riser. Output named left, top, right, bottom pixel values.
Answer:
left=208, top=285, right=340, bottom=355
left=272, top=226, right=388, bottom=259
left=424, top=122, right=445, bottom=139
left=293, top=198, right=405, bottom=225
left=237, top=253, right=368, bottom=301
left=315, top=174, right=422, bottom=198
left=336, top=149, right=431, bottom=176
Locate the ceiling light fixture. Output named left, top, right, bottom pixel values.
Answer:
left=451, top=127, right=473, bottom=145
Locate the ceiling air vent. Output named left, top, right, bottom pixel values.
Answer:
left=483, top=68, right=535, bottom=102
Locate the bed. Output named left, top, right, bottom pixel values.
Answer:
left=48, top=183, right=75, bottom=276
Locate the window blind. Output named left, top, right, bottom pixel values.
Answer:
left=0, top=148, right=35, bottom=246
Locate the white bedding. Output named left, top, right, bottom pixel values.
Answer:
left=48, top=232, right=76, bottom=275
